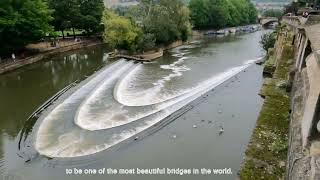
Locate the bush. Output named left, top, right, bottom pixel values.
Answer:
left=260, top=32, right=276, bottom=52
left=140, top=33, right=156, bottom=52
left=102, top=10, right=143, bottom=52
left=262, top=9, right=283, bottom=18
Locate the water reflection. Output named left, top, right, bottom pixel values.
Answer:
left=0, top=44, right=111, bottom=179
left=0, top=31, right=268, bottom=180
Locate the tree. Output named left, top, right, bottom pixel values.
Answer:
left=207, top=0, right=231, bottom=28
left=189, top=0, right=258, bottom=29
left=140, top=33, right=156, bottom=51
left=284, top=2, right=299, bottom=15
left=189, top=0, right=210, bottom=29
left=144, top=5, right=179, bottom=44
left=262, top=9, right=283, bottom=18
left=77, top=0, right=104, bottom=34
left=47, top=0, right=104, bottom=37
left=248, top=2, right=258, bottom=23
left=0, top=0, right=53, bottom=57
left=143, top=0, right=191, bottom=44
left=260, top=32, right=276, bottom=52
left=47, top=0, right=80, bottom=38
left=102, top=10, right=143, bottom=52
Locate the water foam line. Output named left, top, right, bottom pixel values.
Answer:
left=75, top=62, right=136, bottom=130
left=76, top=59, right=257, bottom=131
left=35, top=58, right=259, bottom=158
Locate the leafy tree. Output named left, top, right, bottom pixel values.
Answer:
left=189, top=0, right=210, bottom=28
left=144, top=5, right=179, bottom=44
left=189, top=0, right=257, bottom=29
left=262, top=9, right=283, bottom=18
left=284, top=2, right=299, bottom=15
left=47, top=0, right=80, bottom=38
left=77, top=0, right=104, bottom=34
left=226, top=0, right=241, bottom=26
left=140, top=33, right=156, bottom=51
left=102, top=10, right=143, bottom=52
left=248, top=2, right=258, bottom=23
left=260, top=32, right=276, bottom=52
left=0, top=0, right=53, bottom=57
left=47, top=0, right=104, bottom=37
left=143, top=0, right=191, bottom=44
left=208, top=0, right=231, bottom=28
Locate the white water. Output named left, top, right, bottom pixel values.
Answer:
left=35, top=60, right=256, bottom=158
left=35, top=41, right=264, bottom=158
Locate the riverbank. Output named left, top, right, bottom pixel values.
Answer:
left=0, top=38, right=105, bottom=74
left=192, top=24, right=262, bottom=36
left=240, top=27, right=294, bottom=179
left=110, top=40, right=186, bottom=62
left=114, top=25, right=263, bottom=62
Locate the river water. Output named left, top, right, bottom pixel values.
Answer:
left=0, top=31, right=267, bottom=180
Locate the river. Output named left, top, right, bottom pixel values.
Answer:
left=0, top=30, right=267, bottom=180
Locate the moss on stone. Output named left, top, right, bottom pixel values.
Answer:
left=263, top=55, right=276, bottom=76
left=240, top=31, right=294, bottom=179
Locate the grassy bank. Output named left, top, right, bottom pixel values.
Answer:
left=240, top=31, right=294, bottom=179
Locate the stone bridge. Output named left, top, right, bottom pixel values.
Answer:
left=259, top=17, right=279, bottom=26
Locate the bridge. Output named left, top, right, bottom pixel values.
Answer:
left=259, top=17, right=279, bottom=27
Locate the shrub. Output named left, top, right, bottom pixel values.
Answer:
left=260, top=32, right=276, bottom=52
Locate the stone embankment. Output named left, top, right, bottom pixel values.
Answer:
left=110, top=40, right=185, bottom=62
left=240, top=26, right=294, bottom=179
left=241, top=13, right=320, bottom=180
left=0, top=40, right=105, bottom=74
left=282, top=14, right=320, bottom=180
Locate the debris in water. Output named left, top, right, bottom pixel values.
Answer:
left=134, top=136, right=139, bottom=140
left=218, top=110, right=222, bottom=114
left=219, top=126, right=224, bottom=135
left=172, top=134, right=177, bottom=139
left=208, top=120, right=213, bottom=124
left=193, top=125, right=197, bottom=128
left=201, top=119, right=205, bottom=122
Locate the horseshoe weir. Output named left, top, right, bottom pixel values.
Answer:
left=0, top=31, right=267, bottom=180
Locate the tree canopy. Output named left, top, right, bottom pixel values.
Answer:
left=47, top=0, right=104, bottom=36
left=103, top=0, right=192, bottom=52
left=102, top=10, right=143, bottom=52
left=0, top=0, right=53, bottom=57
left=127, top=0, right=191, bottom=44
left=189, top=0, right=258, bottom=29
left=262, top=9, right=283, bottom=18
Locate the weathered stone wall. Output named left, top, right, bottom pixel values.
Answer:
left=284, top=15, right=320, bottom=180
left=240, top=27, right=294, bottom=179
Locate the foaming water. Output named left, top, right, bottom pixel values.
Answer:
left=35, top=60, right=132, bottom=157
left=35, top=58, right=256, bottom=158
left=34, top=32, right=266, bottom=158
left=114, top=46, right=195, bottom=107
